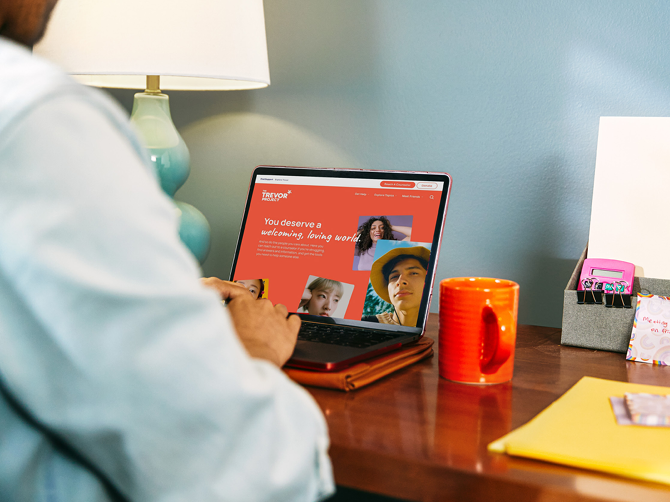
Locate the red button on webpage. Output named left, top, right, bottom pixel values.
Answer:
left=380, top=181, right=415, bottom=188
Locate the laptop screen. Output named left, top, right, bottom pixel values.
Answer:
left=230, top=166, right=451, bottom=333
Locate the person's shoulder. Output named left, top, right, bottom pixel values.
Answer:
left=0, top=37, right=145, bottom=161
left=0, top=37, right=125, bottom=133
left=0, top=37, right=73, bottom=106
left=0, top=37, right=60, bottom=78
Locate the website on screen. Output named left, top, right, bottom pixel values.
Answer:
left=233, top=175, right=444, bottom=327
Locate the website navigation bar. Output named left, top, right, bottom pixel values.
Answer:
left=256, top=175, right=444, bottom=191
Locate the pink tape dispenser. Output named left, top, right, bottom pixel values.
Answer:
left=577, top=258, right=635, bottom=308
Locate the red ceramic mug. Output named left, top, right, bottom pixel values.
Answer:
left=439, top=277, right=519, bottom=384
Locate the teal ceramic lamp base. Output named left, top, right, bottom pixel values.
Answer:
left=130, top=86, right=211, bottom=264
left=175, top=201, right=211, bottom=263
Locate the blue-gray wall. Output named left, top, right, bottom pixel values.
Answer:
left=111, top=1, right=670, bottom=328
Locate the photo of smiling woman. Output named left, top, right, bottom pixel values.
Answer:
left=298, top=276, right=354, bottom=319
left=353, top=215, right=413, bottom=271
left=361, top=244, right=431, bottom=327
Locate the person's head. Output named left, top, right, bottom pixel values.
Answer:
left=370, top=246, right=430, bottom=323
left=0, top=0, right=60, bottom=47
left=383, top=255, right=428, bottom=312
left=355, top=216, right=394, bottom=254
left=235, top=279, right=264, bottom=300
left=303, top=278, right=344, bottom=317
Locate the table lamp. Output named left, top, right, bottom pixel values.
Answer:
left=34, top=0, right=270, bottom=264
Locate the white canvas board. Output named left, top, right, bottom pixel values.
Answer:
left=588, top=117, right=670, bottom=280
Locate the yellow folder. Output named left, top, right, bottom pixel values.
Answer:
left=488, top=376, right=670, bottom=485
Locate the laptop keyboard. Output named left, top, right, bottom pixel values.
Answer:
left=298, top=322, right=403, bottom=348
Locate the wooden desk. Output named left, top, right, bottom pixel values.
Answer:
left=306, top=314, right=670, bottom=502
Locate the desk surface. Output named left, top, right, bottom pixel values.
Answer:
left=306, top=314, right=670, bottom=502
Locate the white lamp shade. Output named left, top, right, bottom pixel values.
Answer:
left=34, top=0, right=270, bottom=90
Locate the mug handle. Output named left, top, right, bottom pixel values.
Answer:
left=479, top=305, right=514, bottom=374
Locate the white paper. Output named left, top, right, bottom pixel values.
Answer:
left=588, top=117, right=670, bottom=280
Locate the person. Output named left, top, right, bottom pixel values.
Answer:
left=298, top=278, right=344, bottom=317
left=354, top=216, right=412, bottom=271
left=0, top=2, right=333, bottom=501
left=233, top=278, right=265, bottom=299
left=362, top=246, right=430, bottom=327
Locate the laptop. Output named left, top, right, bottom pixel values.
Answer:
left=229, top=166, right=452, bottom=371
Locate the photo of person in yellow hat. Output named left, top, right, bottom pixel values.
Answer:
left=362, top=243, right=431, bottom=327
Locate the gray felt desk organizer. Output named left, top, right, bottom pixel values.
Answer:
left=561, top=247, right=670, bottom=353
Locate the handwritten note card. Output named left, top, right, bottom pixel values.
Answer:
left=627, top=294, right=670, bottom=365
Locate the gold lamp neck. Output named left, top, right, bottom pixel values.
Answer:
left=145, top=75, right=161, bottom=94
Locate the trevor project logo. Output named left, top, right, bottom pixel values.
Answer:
left=262, top=189, right=291, bottom=201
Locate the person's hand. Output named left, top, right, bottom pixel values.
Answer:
left=226, top=295, right=301, bottom=367
left=201, top=277, right=251, bottom=302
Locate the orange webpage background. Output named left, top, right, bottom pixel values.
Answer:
left=233, top=183, right=442, bottom=321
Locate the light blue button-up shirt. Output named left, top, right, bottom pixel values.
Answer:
left=0, top=37, right=333, bottom=502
